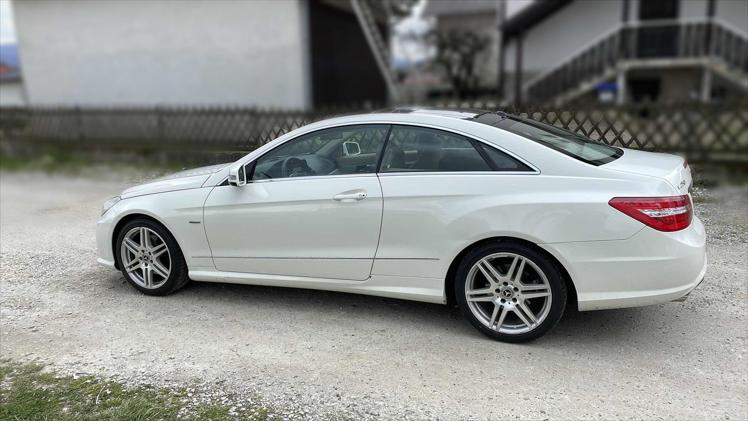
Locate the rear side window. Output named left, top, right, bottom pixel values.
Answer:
left=480, top=145, right=534, bottom=172
left=380, top=126, right=491, bottom=172
left=474, top=114, right=623, bottom=165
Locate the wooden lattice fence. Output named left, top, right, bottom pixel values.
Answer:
left=1, top=101, right=746, bottom=163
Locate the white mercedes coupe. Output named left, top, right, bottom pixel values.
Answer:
left=97, top=108, right=706, bottom=342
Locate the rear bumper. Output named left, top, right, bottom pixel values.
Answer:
left=671, top=274, right=705, bottom=302
left=541, top=216, right=707, bottom=311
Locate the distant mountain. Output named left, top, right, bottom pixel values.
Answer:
left=0, top=43, right=21, bottom=80
left=0, top=43, right=19, bottom=67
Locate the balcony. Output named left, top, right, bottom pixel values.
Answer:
left=524, top=19, right=748, bottom=105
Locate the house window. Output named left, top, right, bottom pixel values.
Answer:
left=638, top=0, right=679, bottom=20
left=637, top=0, right=680, bottom=58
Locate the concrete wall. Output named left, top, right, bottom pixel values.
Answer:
left=12, top=0, right=310, bottom=108
left=502, top=0, right=621, bottom=97
left=626, top=67, right=702, bottom=102
left=0, top=81, right=26, bottom=106
left=521, top=0, right=622, bottom=73
left=716, top=0, right=748, bottom=33
left=680, top=0, right=709, bottom=19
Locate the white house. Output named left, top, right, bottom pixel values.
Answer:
left=10, top=0, right=393, bottom=109
left=426, top=0, right=748, bottom=104
left=504, top=0, right=748, bottom=104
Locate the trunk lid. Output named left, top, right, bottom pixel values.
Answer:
left=604, top=148, right=691, bottom=194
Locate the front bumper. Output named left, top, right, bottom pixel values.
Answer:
left=542, top=216, right=707, bottom=311
left=96, top=215, right=117, bottom=269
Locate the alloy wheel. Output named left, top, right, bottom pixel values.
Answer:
left=120, top=226, right=171, bottom=289
left=464, top=252, right=552, bottom=335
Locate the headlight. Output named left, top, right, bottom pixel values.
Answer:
left=101, top=196, right=121, bottom=215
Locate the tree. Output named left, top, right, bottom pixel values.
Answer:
left=428, top=29, right=490, bottom=98
left=387, top=0, right=420, bottom=20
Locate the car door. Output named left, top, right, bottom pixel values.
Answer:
left=203, top=124, right=388, bottom=281
left=372, top=124, right=536, bottom=279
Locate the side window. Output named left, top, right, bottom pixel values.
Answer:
left=251, top=125, right=388, bottom=180
left=380, top=126, right=491, bottom=172
left=480, top=145, right=534, bottom=172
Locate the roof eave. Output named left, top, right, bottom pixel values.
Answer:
left=502, top=0, right=573, bottom=41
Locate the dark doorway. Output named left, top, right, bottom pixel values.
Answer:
left=308, top=0, right=387, bottom=108
left=629, top=78, right=662, bottom=102
left=637, top=0, right=680, bottom=58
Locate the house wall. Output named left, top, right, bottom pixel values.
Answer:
left=502, top=0, right=621, bottom=97
left=0, top=81, right=26, bottom=106
left=625, top=67, right=702, bottom=102
left=12, top=0, right=310, bottom=108
left=715, top=0, right=748, bottom=32
left=521, top=0, right=622, bottom=73
left=680, top=0, right=709, bottom=19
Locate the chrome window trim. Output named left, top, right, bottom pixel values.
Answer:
left=217, top=120, right=540, bottom=186
left=248, top=172, right=377, bottom=184
left=376, top=171, right=540, bottom=178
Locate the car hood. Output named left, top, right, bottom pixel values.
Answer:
left=120, top=163, right=228, bottom=199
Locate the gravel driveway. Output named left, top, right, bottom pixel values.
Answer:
left=1, top=171, right=746, bottom=420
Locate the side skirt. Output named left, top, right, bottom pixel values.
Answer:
left=189, top=270, right=446, bottom=304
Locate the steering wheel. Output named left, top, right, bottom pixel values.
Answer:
left=281, top=157, right=315, bottom=178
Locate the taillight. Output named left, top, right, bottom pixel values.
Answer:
left=609, top=195, right=692, bottom=232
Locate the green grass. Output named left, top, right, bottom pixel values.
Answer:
left=0, top=151, right=185, bottom=174
left=0, top=151, right=89, bottom=172
left=0, top=361, right=276, bottom=420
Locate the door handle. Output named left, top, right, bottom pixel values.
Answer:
left=333, top=190, right=367, bottom=202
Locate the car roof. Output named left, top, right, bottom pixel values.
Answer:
left=378, top=106, right=489, bottom=120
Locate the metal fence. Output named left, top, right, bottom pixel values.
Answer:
left=1, top=101, right=746, bottom=163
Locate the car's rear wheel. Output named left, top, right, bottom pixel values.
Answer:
left=116, top=219, right=188, bottom=296
left=455, top=242, right=566, bottom=343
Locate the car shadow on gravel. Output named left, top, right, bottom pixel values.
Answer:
left=104, top=271, right=662, bottom=346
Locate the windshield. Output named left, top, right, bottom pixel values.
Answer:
left=473, top=113, right=623, bottom=165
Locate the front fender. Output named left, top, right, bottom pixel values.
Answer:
left=98, top=188, right=216, bottom=271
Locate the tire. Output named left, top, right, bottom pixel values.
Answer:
left=455, top=241, right=567, bottom=343
left=115, top=218, right=189, bottom=296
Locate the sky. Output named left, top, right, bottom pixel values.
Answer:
left=393, top=0, right=534, bottom=66
left=0, top=0, right=15, bottom=44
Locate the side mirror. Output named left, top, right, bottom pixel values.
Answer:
left=342, top=141, right=361, bottom=156
left=228, top=163, right=247, bottom=186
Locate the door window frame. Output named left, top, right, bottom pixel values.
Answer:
left=244, top=124, right=392, bottom=184
left=220, top=121, right=539, bottom=186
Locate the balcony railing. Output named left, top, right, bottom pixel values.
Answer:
left=524, top=19, right=748, bottom=104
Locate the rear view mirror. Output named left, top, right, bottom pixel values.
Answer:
left=228, top=163, right=247, bottom=186
left=343, top=141, right=361, bottom=156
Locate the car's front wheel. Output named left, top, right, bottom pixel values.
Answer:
left=455, top=242, right=567, bottom=343
left=116, top=218, right=189, bottom=296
